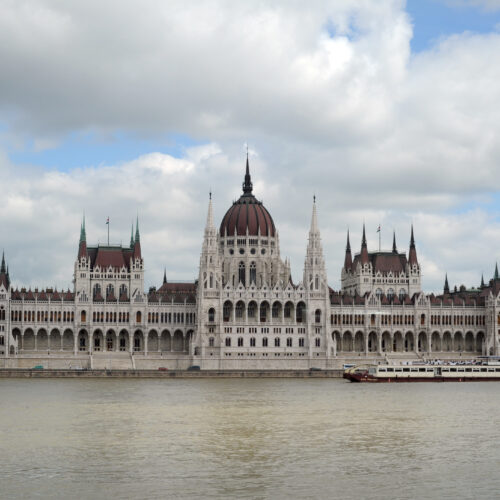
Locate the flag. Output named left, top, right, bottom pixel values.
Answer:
left=377, top=224, right=381, bottom=233
left=106, top=217, right=109, bottom=225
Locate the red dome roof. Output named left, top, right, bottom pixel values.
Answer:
left=219, top=158, right=276, bottom=237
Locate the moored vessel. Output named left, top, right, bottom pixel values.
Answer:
left=343, top=363, right=500, bottom=382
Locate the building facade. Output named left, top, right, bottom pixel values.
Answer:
left=1, top=158, right=499, bottom=369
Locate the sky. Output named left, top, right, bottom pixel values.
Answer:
left=1, top=0, right=500, bottom=293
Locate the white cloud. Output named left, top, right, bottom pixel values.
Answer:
left=0, top=1, right=499, bottom=292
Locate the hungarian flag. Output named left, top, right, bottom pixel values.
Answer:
left=106, top=217, right=109, bottom=225
left=377, top=224, right=381, bottom=233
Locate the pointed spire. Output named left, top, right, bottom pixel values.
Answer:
left=444, top=273, right=450, bottom=294
left=344, top=230, right=352, bottom=270
left=392, top=231, right=397, bottom=253
left=242, top=151, right=253, bottom=195
left=408, top=224, right=418, bottom=266
left=135, top=215, right=140, bottom=243
left=80, top=214, right=86, bottom=243
left=360, top=224, right=369, bottom=265
left=163, top=268, right=167, bottom=285
left=310, top=195, right=318, bottom=233
left=130, top=223, right=134, bottom=247
left=481, top=273, right=485, bottom=288
left=495, top=262, right=499, bottom=280
left=206, top=192, right=214, bottom=229
left=0, top=251, right=5, bottom=273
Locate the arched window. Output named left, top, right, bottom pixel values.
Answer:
left=248, top=302, right=256, bottom=319
left=250, top=262, right=256, bottom=284
left=286, top=337, right=292, bottom=347
left=223, top=301, right=232, bottom=322
left=238, top=262, right=246, bottom=286
left=225, top=337, right=231, bottom=347
left=93, top=284, right=101, bottom=299
left=136, top=311, right=142, bottom=323
left=209, top=337, right=214, bottom=347
left=262, top=337, right=268, bottom=347
left=315, top=337, right=321, bottom=347
left=296, top=303, right=305, bottom=323
left=250, top=337, right=256, bottom=347
left=315, top=309, right=321, bottom=323
left=106, top=284, right=114, bottom=298
left=238, top=337, right=243, bottom=347
left=315, top=275, right=319, bottom=290
left=81, top=310, right=86, bottom=322
left=209, top=273, right=213, bottom=288
left=274, top=337, right=280, bottom=347
left=387, top=288, right=394, bottom=300
left=272, top=302, right=280, bottom=318
left=399, top=288, right=406, bottom=301
left=235, top=302, right=244, bottom=319
left=208, top=308, right=215, bottom=323
left=376, top=288, right=383, bottom=299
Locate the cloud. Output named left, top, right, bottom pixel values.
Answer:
left=0, top=1, right=500, bottom=292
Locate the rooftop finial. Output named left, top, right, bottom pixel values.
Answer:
left=163, top=268, right=167, bottom=285
left=410, top=224, right=415, bottom=248
left=444, top=273, right=450, bottom=294
left=392, top=231, right=397, bottom=253
left=0, top=251, right=5, bottom=273
left=495, top=262, right=499, bottom=280
left=361, top=223, right=367, bottom=248
left=130, top=223, right=134, bottom=248
left=80, top=213, right=86, bottom=243
left=242, top=150, right=253, bottom=195
left=135, top=214, right=140, bottom=243
left=346, top=229, right=351, bottom=252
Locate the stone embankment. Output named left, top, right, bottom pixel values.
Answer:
left=0, top=368, right=343, bottom=378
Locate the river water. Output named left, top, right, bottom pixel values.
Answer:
left=1, top=378, right=499, bottom=499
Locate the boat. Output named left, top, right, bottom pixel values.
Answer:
left=343, top=364, right=500, bottom=382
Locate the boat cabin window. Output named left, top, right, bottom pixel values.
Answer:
left=387, top=368, right=394, bottom=372
left=395, top=368, right=402, bottom=372
left=481, top=368, right=487, bottom=372
left=403, top=368, right=410, bottom=372
left=465, top=368, right=472, bottom=372
left=379, top=368, right=387, bottom=372
left=411, top=368, right=418, bottom=372
left=458, top=368, right=465, bottom=372
left=449, top=368, right=456, bottom=372
left=418, top=368, right=426, bottom=372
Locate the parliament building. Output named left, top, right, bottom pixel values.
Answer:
left=1, top=158, right=499, bottom=369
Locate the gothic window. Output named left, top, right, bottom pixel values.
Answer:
left=262, top=337, right=268, bottom=347
left=284, top=303, right=291, bottom=318
left=238, top=262, right=246, bottom=286
left=248, top=302, right=256, bottom=319
left=106, top=284, right=114, bottom=298
left=136, top=311, right=142, bottom=323
left=93, top=284, right=101, bottom=299
left=225, top=337, right=231, bottom=347
left=315, top=275, right=319, bottom=290
left=296, top=302, right=305, bottom=323
left=299, top=338, right=305, bottom=347
left=387, top=288, right=394, bottom=300
left=272, top=303, right=280, bottom=318
left=81, top=310, right=86, bottom=322
left=238, top=337, right=243, bottom=347
left=274, top=337, right=280, bottom=347
left=315, top=337, right=321, bottom=347
left=209, top=337, right=214, bottom=347
left=250, top=262, right=256, bottom=284
left=286, top=337, right=292, bottom=347
left=315, top=309, right=321, bottom=323
left=399, top=288, right=406, bottom=301
left=250, top=337, right=256, bottom=347
left=208, top=308, right=215, bottom=323
left=210, top=273, right=213, bottom=288
left=235, top=302, right=244, bottom=319
left=223, top=301, right=232, bottom=322
left=203, top=272, right=207, bottom=289
left=376, top=288, right=383, bottom=299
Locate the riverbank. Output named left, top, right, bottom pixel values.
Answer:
left=0, top=368, right=343, bottom=378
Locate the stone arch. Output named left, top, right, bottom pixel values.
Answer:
left=272, top=301, right=282, bottom=320
left=223, top=300, right=233, bottom=322
left=442, top=331, right=452, bottom=352
left=161, top=329, right=171, bottom=351
left=332, top=331, right=341, bottom=352
left=247, top=301, right=258, bottom=322
left=284, top=301, right=294, bottom=322
left=354, top=331, right=364, bottom=352
left=118, top=329, right=129, bottom=351
left=173, top=330, right=184, bottom=351
left=418, top=331, right=428, bottom=352
left=368, top=331, right=377, bottom=352
left=9, top=345, right=15, bottom=356
left=404, top=331, right=414, bottom=352
left=12, top=328, right=21, bottom=350
left=23, top=328, right=35, bottom=350
left=393, top=331, right=404, bottom=352
left=63, top=328, right=74, bottom=351
left=343, top=331, right=353, bottom=352
left=235, top=300, right=245, bottom=321
left=78, top=329, right=89, bottom=352
left=93, top=329, right=104, bottom=352
left=476, top=331, right=485, bottom=353
left=148, top=329, right=159, bottom=352
left=49, top=328, right=61, bottom=350
left=106, top=329, right=116, bottom=351
left=296, top=301, right=306, bottom=323
left=465, top=331, right=474, bottom=352
left=259, top=301, right=270, bottom=323
left=454, top=331, right=464, bottom=352
left=381, top=331, right=391, bottom=352
left=431, top=331, right=441, bottom=352
left=133, top=330, right=144, bottom=352
left=37, top=328, right=48, bottom=351
left=186, top=329, right=194, bottom=352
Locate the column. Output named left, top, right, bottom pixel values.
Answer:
left=74, top=332, right=78, bottom=355
left=144, top=332, right=148, bottom=356
left=34, top=333, right=38, bottom=351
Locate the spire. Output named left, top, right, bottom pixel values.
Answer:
left=310, top=195, right=318, bottom=234
left=206, top=192, right=214, bottom=229
left=344, top=229, right=352, bottom=270
left=0, top=251, right=5, bottom=273
left=242, top=152, right=253, bottom=195
left=130, top=223, right=134, bottom=247
left=80, top=214, right=86, bottom=243
left=392, top=231, right=397, bottom=253
left=360, top=224, right=369, bottom=264
left=444, top=273, right=450, bottom=294
left=408, top=224, right=418, bottom=266
left=135, top=215, right=140, bottom=243
left=481, top=273, right=485, bottom=288
left=495, top=262, right=499, bottom=280
left=163, top=268, right=167, bottom=285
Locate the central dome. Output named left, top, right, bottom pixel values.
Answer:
left=219, top=158, right=276, bottom=237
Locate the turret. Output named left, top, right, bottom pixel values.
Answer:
left=360, top=224, right=369, bottom=265
left=343, top=230, right=352, bottom=270
left=303, top=196, right=326, bottom=291
left=133, top=216, right=141, bottom=259
left=78, top=216, right=87, bottom=259
left=0, top=251, right=9, bottom=289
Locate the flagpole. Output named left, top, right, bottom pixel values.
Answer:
left=107, top=217, right=110, bottom=245
left=379, top=225, right=381, bottom=252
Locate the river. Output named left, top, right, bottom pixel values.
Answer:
left=1, top=378, right=499, bottom=499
